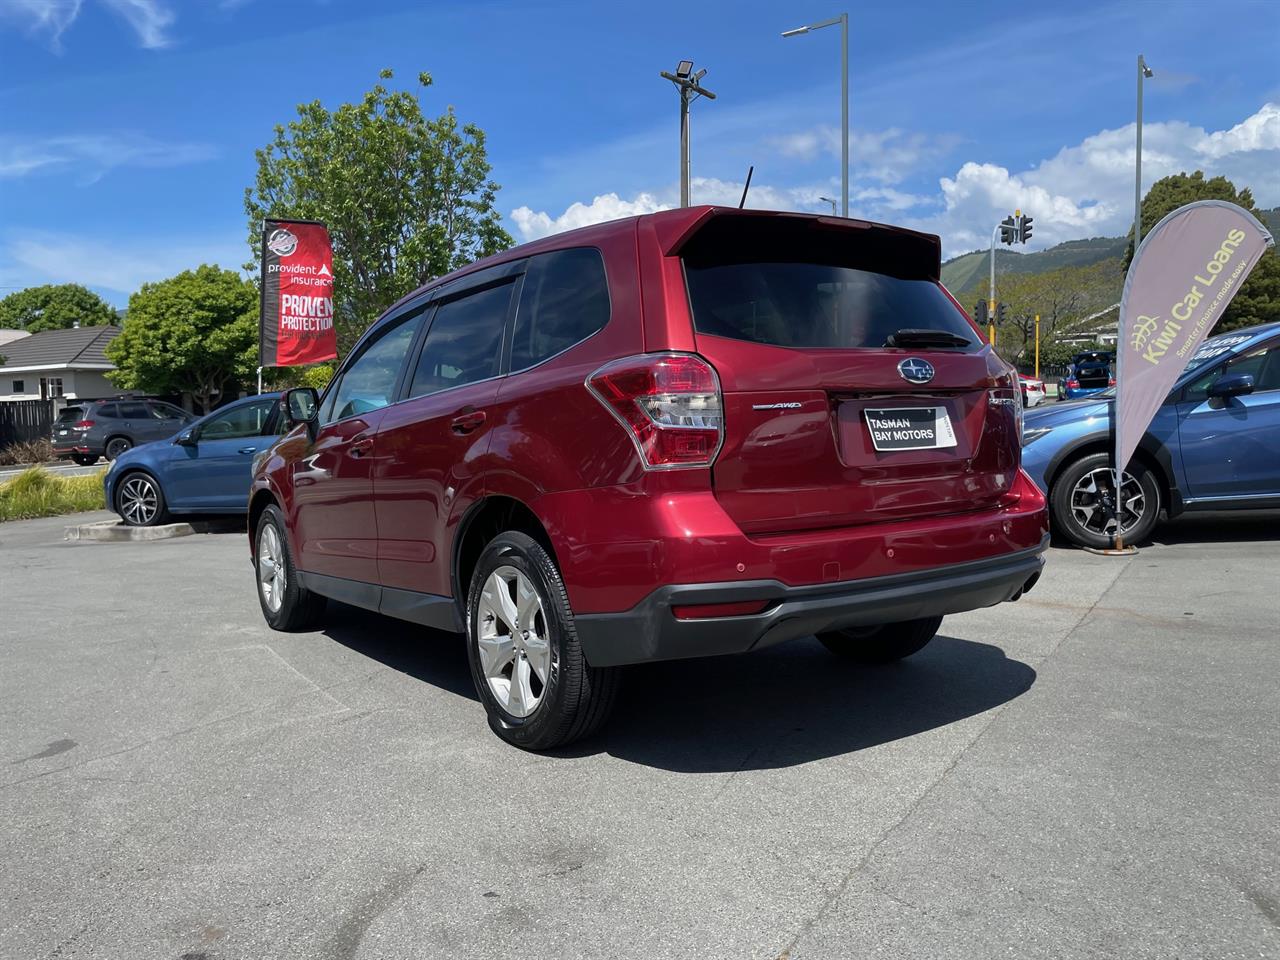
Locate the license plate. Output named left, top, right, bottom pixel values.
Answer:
left=864, top=406, right=957, bottom=451
left=57, top=429, right=68, bottom=436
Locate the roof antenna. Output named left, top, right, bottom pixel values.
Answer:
left=738, top=165, right=754, bottom=208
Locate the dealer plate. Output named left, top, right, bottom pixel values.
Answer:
left=864, top=406, right=957, bottom=452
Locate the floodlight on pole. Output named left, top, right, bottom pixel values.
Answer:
left=660, top=59, right=717, bottom=208
left=782, top=13, right=848, bottom=217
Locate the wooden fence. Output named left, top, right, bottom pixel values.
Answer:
left=0, top=399, right=55, bottom=447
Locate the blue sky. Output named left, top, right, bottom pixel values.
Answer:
left=2, top=0, right=1278, bottom=307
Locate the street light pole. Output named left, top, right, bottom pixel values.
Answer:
left=1134, top=54, right=1153, bottom=249
left=819, top=196, right=838, bottom=215
left=783, top=13, right=849, bottom=217
left=661, top=61, right=717, bottom=208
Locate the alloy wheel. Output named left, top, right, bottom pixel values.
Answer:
left=118, top=476, right=159, bottom=525
left=1070, top=467, right=1145, bottom=537
left=257, top=523, right=286, bottom=613
left=475, top=565, right=550, bottom=719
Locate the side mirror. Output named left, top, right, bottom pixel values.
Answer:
left=1207, top=371, right=1255, bottom=399
left=175, top=428, right=197, bottom=446
left=284, top=387, right=321, bottom=440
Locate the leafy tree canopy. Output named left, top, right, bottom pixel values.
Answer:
left=1125, top=171, right=1279, bottom=333
left=0, top=284, right=117, bottom=333
left=992, top=258, right=1123, bottom=364
left=105, top=265, right=257, bottom=412
left=245, top=68, right=513, bottom=355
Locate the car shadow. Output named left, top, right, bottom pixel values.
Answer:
left=314, top=606, right=1035, bottom=772
left=571, top=634, right=1036, bottom=772
left=320, top=603, right=479, bottom=703
left=1150, top=510, right=1280, bottom=546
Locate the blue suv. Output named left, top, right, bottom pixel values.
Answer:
left=1022, top=323, right=1280, bottom=548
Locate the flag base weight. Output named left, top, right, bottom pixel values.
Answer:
left=1083, top=534, right=1138, bottom=557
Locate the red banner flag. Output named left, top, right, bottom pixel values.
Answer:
left=259, top=219, right=338, bottom=367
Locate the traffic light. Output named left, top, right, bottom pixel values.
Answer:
left=1018, top=214, right=1034, bottom=243
left=999, top=215, right=1017, bottom=245
left=974, top=300, right=989, bottom=324
left=996, top=302, right=1008, bottom=324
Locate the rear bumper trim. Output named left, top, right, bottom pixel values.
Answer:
left=574, top=534, right=1049, bottom=667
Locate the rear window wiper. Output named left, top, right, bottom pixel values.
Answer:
left=883, top=328, right=972, bottom=349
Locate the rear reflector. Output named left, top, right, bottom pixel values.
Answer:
left=586, top=353, right=723, bottom=469
left=672, top=600, right=769, bottom=620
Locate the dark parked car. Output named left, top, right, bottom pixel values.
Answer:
left=248, top=206, right=1049, bottom=749
left=52, top=397, right=194, bottom=464
left=104, top=393, right=284, bottom=526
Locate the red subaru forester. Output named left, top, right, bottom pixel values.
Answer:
left=249, top=207, right=1049, bottom=749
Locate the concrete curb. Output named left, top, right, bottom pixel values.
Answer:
left=65, top=518, right=243, bottom=542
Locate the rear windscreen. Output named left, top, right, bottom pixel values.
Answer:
left=55, top=407, right=85, bottom=422
left=684, top=261, right=978, bottom=351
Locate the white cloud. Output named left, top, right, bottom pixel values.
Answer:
left=0, top=0, right=83, bottom=51
left=0, top=0, right=173, bottom=50
left=770, top=126, right=962, bottom=185
left=0, top=133, right=216, bottom=182
left=912, top=102, right=1280, bottom=255
left=100, top=0, right=172, bottom=47
left=0, top=231, right=247, bottom=296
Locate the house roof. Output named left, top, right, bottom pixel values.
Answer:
left=0, top=325, right=120, bottom=371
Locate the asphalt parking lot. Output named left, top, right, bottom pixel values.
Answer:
left=2, top=511, right=1278, bottom=959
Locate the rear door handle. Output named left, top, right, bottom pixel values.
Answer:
left=238, top=446, right=257, bottom=455
left=348, top=435, right=374, bottom=458
left=450, top=410, right=487, bottom=434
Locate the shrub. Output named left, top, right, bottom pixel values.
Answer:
left=0, top=438, right=54, bottom=466
left=0, top=467, right=106, bottom=522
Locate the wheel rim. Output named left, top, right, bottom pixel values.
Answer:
left=118, top=476, right=158, bottom=525
left=106, top=439, right=130, bottom=459
left=475, top=565, right=550, bottom=719
left=1070, top=467, right=1146, bottom=537
left=257, top=523, right=286, bottom=613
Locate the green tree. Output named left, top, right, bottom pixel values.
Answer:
left=245, top=68, right=512, bottom=354
left=0, top=284, right=117, bottom=333
left=105, top=266, right=257, bottom=412
left=1124, top=171, right=1280, bottom=332
left=994, top=259, right=1123, bottom=362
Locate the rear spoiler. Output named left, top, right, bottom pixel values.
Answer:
left=652, top=207, right=942, bottom=283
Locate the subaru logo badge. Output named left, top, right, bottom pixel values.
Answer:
left=898, top=358, right=935, bottom=384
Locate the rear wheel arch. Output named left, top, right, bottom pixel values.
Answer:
left=454, top=495, right=559, bottom=621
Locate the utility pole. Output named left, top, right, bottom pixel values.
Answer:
left=660, top=61, right=717, bottom=208
left=1134, top=55, right=1154, bottom=250
left=1034, top=314, right=1041, bottom=379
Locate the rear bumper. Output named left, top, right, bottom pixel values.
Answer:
left=575, top=534, right=1048, bottom=667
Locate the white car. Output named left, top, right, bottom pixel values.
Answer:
left=1019, top=374, right=1047, bottom=407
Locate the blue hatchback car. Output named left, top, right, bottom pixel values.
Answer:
left=104, top=393, right=284, bottom=526
left=1022, top=324, right=1280, bottom=547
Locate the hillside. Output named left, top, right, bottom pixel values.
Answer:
left=942, top=236, right=1126, bottom=299
left=944, top=207, right=1279, bottom=300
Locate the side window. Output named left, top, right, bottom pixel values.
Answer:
left=510, top=248, right=610, bottom=370
left=148, top=401, right=187, bottom=420
left=324, top=314, right=422, bottom=424
left=199, top=399, right=278, bottom=440
left=1186, top=342, right=1280, bottom=401
left=408, top=283, right=513, bottom=398
left=118, top=401, right=150, bottom=419
left=98, top=403, right=120, bottom=419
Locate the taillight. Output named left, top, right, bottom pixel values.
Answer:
left=586, top=353, right=723, bottom=469
left=1065, top=379, right=1079, bottom=388
left=74, top=420, right=95, bottom=430
left=989, top=372, right=1023, bottom=444
left=1108, top=377, right=1117, bottom=386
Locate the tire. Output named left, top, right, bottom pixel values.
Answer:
left=72, top=454, right=97, bottom=466
left=254, top=504, right=326, bottom=631
left=115, top=471, right=170, bottom=527
left=105, top=436, right=132, bottom=460
left=1050, top=451, right=1160, bottom=549
left=466, top=531, right=619, bottom=751
left=816, top=616, right=943, bottom=664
